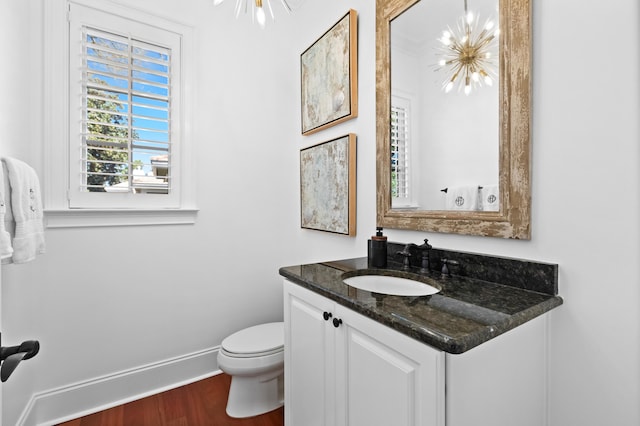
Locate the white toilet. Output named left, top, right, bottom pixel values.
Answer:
left=217, top=322, right=285, bottom=418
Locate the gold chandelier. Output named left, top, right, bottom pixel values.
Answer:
left=436, top=0, right=499, bottom=95
left=213, top=0, right=293, bottom=29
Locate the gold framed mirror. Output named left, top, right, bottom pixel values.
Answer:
left=376, top=0, right=531, bottom=239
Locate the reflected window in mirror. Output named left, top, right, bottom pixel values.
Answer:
left=391, top=95, right=416, bottom=208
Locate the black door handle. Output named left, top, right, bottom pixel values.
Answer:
left=332, top=318, right=343, bottom=328
left=0, top=337, right=40, bottom=382
left=323, top=311, right=332, bottom=321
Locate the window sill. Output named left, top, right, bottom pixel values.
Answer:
left=44, top=208, right=198, bottom=228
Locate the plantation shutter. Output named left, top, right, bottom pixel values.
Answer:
left=391, top=104, right=410, bottom=200
left=82, top=27, right=172, bottom=195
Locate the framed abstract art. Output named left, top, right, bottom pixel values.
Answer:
left=300, top=10, right=358, bottom=135
left=300, top=134, right=356, bottom=235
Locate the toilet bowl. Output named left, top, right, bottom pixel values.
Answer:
left=217, top=322, right=284, bottom=418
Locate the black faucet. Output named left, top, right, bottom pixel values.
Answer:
left=440, top=258, right=460, bottom=278
left=396, top=244, right=416, bottom=270
left=416, top=239, right=432, bottom=273
left=396, top=239, right=433, bottom=272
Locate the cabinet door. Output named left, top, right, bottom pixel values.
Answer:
left=283, top=281, right=336, bottom=426
left=335, top=305, right=445, bottom=426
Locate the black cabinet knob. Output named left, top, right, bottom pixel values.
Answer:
left=332, top=318, right=343, bottom=328
left=323, top=311, right=332, bottom=321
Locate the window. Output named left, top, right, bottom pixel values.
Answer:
left=391, top=99, right=411, bottom=206
left=82, top=28, right=172, bottom=196
left=68, top=3, right=185, bottom=210
left=44, top=1, right=196, bottom=226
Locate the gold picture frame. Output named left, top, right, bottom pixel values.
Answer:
left=300, top=10, right=358, bottom=135
left=300, top=134, right=357, bottom=236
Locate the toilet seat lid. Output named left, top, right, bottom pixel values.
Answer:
left=221, top=322, right=284, bottom=356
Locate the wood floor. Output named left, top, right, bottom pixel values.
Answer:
left=57, top=373, right=284, bottom=426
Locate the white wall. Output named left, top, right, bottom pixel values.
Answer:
left=0, top=0, right=638, bottom=425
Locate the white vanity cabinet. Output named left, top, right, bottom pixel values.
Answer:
left=283, top=280, right=445, bottom=426
left=283, top=279, right=549, bottom=426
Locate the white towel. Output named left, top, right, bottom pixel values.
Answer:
left=445, top=185, right=479, bottom=211
left=1, top=158, right=46, bottom=264
left=0, top=161, right=14, bottom=260
left=479, top=185, right=499, bottom=211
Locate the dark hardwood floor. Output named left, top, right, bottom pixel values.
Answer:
left=57, top=373, right=284, bottom=426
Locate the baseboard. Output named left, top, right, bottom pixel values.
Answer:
left=17, top=346, right=221, bottom=426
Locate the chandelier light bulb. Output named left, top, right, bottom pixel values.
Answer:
left=445, top=81, right=454, bottom=93
left=466, top=11, right=474, bottom=24
left=256, top=10, right=266, bottom=27
left=484, top=20, right=494, bottom=31
left=479, top=69, right=493, bottom=85
left=440, top=31, right=451, bottom=45
left=255, top=3, right=266, bottom=28
left=484, top=76, right=493, bottom=86
left=464, top=75, right=471, bottom=86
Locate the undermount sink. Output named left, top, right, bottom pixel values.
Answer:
left=342, top=273, right=440, bottom=296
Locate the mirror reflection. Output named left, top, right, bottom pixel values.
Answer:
left=376, top=0, right=532, bottom=239
left=390, top=0, right=500, bottom=212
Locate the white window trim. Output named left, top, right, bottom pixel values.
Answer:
left=70, top=14, right=178, bottom=208
left=44, top=0, right=197, bottom=228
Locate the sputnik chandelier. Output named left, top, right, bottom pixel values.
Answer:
left=213, top=0, right=293, bottom=29
left=436, top=0, right=499, bottom=95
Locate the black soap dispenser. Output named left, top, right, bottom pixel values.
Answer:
left=368, top=227, right=388, bottom=268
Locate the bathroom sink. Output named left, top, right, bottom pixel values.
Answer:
left=342, top=274, right=440, bottom=296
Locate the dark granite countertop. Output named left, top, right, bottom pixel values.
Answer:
left=279, top=250, right=563, bottom=354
